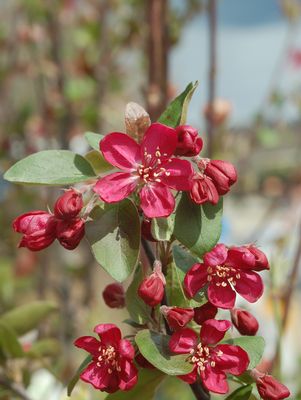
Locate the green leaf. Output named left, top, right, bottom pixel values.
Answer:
left=222, top=336, right=265, bottom=370
left=0, top=323, right=24, bottom=358
left=155, top=376, right=195, bottom=400
left=174, top=193, right=223, bottom=258
left=0, top=301, right=57, bottom=336
left=158, top=81, right=198, bottom=127
left=26, top=339, right=61, bottom=359
left=125, top=265, right=151, bottom=324
left=85, top=150, right=113, bottom=174
left=67, top=355, right=92, bottom=396
left=225, top=385, right=253, bottom=400
left=151, top=214, right=175, bottom=241
left=85, top=131, right=104, bottom=150
left=135, top=330, right=194, bottom=376
left=166, top=246, right=205, bottom=307
left=86, top=199, right=140, bottom=282
left=4, top=150, right=96, bottom=185
left=106, top=369, right=164, bottom=400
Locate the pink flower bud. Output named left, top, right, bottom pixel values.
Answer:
left=13, top=211, right=57, bottom=251
left=135, top=353, right=155, bottom=369
left=138, top=261, right=166, bottom=307
left=56, top=218, right=85, bottom=250
left=54, top=189, right=83, bottom=220
left=194, top=302, right=218, bottom=325
left=174, top=125, right=203, bottom=157
left=190, top=174, right=219, bottom=205
left=256, top=374, right=290, bottom=400
left=231, top=308, right=259, bottom=336
left=141, top=219, right=157, bottom=242
left=160, top=306, right=194, bottom=331
left=205, top=160, right=237, bottom=195
left=102, top=283, right=125, bottom=308
left=246, top=245, right=270, bottom=271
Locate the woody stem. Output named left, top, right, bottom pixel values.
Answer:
left=140, top=239, right=210, bottom=400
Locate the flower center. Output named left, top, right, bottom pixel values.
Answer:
left=137, top=147, right=171, bottom=184
left=97, top=345, right=121, bottom=374
left=188, top=344, right=223, bottom=374
left=207, top=265, right=241, bottom=288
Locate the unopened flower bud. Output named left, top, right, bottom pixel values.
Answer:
left=141, top=219, right=157, bottom=242
left=56, top=218, right=85, bottom=250
left=54, top=189, right=83, bottom=220
left=13, top=211, right=57, bottom=251
left=194, top=302, right=218, bottom=325
left=138, top=261, right=166, bottom=307
left=174, top=125, right=203, bottom=157
left=231, top=308, right=259, bottom=336
left=246, top=245, right=269, bottom=271
left=251, top=370, right=290, bottom=400
left=160, top=306, right=194, bottom=331
left=135, top=353, right=155, bottom=369
left=102, top=283, right=125, bottom=309
left=205, top=160, right=237, bottom=195
left=190, top=174, right=219, bottom=205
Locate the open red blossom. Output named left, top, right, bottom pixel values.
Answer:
left=184, top=244, right=264, bottom=309
left=74, top=324, right=138, bottom=393
left=190, top=159, right=237, bottom=205
left=54, top=189, right=83, bottom=219
left=93, top=123, right=194, bottom=218
left=169, top=319, right=249, bottom=394
left=13, top=211, right=57, bottom=251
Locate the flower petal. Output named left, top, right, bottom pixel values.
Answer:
left=94, top=324, right=121, bottom=346
left=140, top=184, right=175, bottom=218
left=141, top=123, right=177, bottom=158
left=80, top=362, right=119, bottom=392
left=214, top=344, right=249, bottom=375
left=184, top=263, right=208, bottom=298
left=94, top=172, right=138, bottom=203
left=226, top=246, right=256, bottom=270
left=118, top=359, right=138, bottom=391
left=161, top=158, right=194, bottom=190
left=200, top=319, right=231, bottom=346
left=201, top=365, right=228, bottom=394
left=203, top=244, right=228, bottom=267
left=169, top=328, right=198, bottom=354
left=235, top=271, right=264, bottom=303
left=100, top=132, right=141, bottom=170
left=178, top=366, right=198, bottom=384
left=74, top=336, right=100, bottom=356
left=118, top=339, right=135, bottom=360
left=207, top=282, right=236, bottom=309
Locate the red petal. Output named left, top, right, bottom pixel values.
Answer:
left=139, top=184, right=175, bottom=218
left=141, top=123, right=177, bottom=158
left=13, top=211, right=50, bottom=233
left=161, top=158, right=194, bottom=191
left=200, top=319, right=231, bottom=346
left=226, top=246, right=256, bottom=270
left=118, top=359, right=138, bottom=391
left=235, top=271, right=264, bottom=303
left=118, top=339, right=135, bottom=360
left=184, top=263, right=208, bottom=298
left=74, top=336, right=100, bottom=355
left=169, top=328, right=198, bottom=354
left=100, top=132, right=141, bottom=171
left=201, top=365, right=228, bottom=394
left=204, top=244, right=228, bottom=267
left=190, top=175, right=220, bottom=205
left=94, top=324, right=121, bottom=346
left=80, top=362, right=119, bottom=392
left=207, top=282, right=236, bottom=309
left=93, top=172, right=138, bottom=203
left=178, top=366, right=198, bottom=384
left=214, top=344, right=249, bottom=375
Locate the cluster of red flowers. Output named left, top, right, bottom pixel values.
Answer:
left=13, top=189, right=85, bottom=251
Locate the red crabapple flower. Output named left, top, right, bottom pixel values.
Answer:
left=93, top=123, right=194, bottom=218
left=184, top=243, right=265, bottom=309
left=169, top=319, right=249, bottom=394
left=74, top=324, right=138, bottom=393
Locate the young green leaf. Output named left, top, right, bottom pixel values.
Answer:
left=4, top=150, right=96, bottom=185
left=86, top=199, right=140, bottom=282
left=0, top=301, right=57, bottom=336
left=0, top=323, right=24, bottom=358
left=174, top=193, right=223, bottom=258
left=106, top=369, right=164, bottom=400
left=222, top=336, right=265, bottom=370
left=225, top=385, right=253, bottom=400
left=85, top=150, right=113, bottom=174
left=158, top=81, right=198, bottom=127
left=85, top=131, right=104, bottom=150
left=151, top=214, right=175, bottom=241
left=67, top=355, right=92, bottom=396
left=125, top=265, right=151, bottom=324
left=135, top=330, right=194, bottom=376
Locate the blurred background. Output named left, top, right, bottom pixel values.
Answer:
left=1, top=0, right=301, bottom=399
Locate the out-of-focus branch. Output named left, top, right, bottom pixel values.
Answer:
left=0, top=376, right=33, bottom=400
